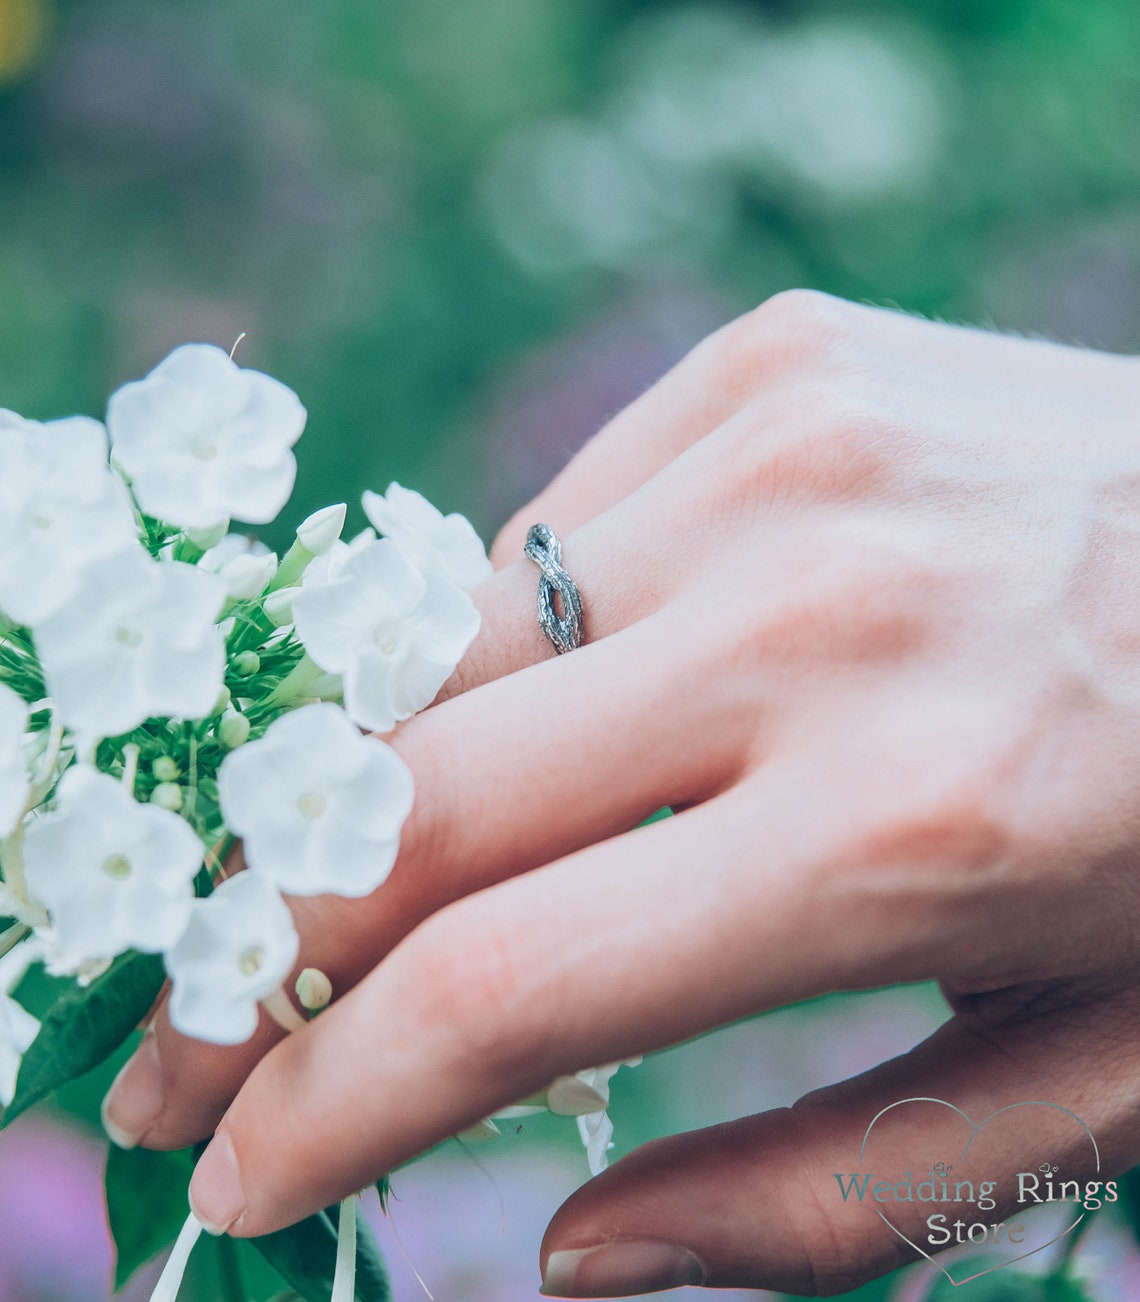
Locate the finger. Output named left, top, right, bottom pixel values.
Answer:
left=106, top=605, right=748, bottom=1153
left=185, top=776, right=967, bottom=1238
left=437, top=390, right=787, bottom=705
left=538, top=989, right=1140, bottom=1296
left=489, top=289, right=859, bottom=567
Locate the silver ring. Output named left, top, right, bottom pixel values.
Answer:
left=524, top=523, right=584, bottom=654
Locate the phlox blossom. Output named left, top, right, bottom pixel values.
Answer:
left=292, top=538, right=479, bottom=733
left=107, top=343, right=306, bottom=532
left=218, top=703, right=414, bottom=898
left=363, top=483, right=492, bottom=591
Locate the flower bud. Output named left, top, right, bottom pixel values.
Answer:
left=232, top=651, right=260, bottom=677
left=220, top=552, right=278, bottom=600
left=153, top=756, right=180, bottom=783
left=151, top=782, right=183, bottom=812
left=263, top=588, right=294, bottom=628
left=185, top=519, right=230, bottom=551
left=295, top=966, right=333, bottom=1011
left=218, top=710, right=251, bottom=750
left=210, top=685, right=232, bottom=717
left=296, top=504, right=347, bottom=557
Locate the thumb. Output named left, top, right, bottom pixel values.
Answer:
left=539, top=992, right=1140, bottom=1297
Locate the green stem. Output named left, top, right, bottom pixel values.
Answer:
left=0, top=923, right=29, bottom=961
left=216, top=1234, right=246, bottom=1302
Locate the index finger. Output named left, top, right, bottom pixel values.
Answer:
left=184, top=776, right=947, bottom=1238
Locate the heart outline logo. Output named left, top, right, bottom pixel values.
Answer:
left=858, top=1097, right=1099, bottom=1287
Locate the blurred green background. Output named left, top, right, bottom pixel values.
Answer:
left=3, top=0, right=1140, bottom=544
left=2, top=1, right=1140, bottom=1300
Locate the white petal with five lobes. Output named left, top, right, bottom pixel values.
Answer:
left=219, top=703, right=414, bottom=898
left=107, top=343, right=306, bottom=532
left=23, top=767, right=203, bottom=973
left=0, top=684, right=29, bottom=839
left=35, top=548, right=227, bottom=743
left=293, top=538, right=480, bottom=734
left=166, top=873, right=300, bottom=1045
left=363, top=483, right=492, bottom=591
left=0, top=412, right=138, bottom=627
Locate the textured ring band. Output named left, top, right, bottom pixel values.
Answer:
left=524, top=523, right=584, bottom=654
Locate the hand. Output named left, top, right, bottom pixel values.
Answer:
left=104, top=291, right=1140, bottom=1296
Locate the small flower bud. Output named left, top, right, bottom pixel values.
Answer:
left=210, top=685, right=232, bottom=717
left=185, top=519, right=230, bottom=551
left=232, top=651, right=260, bottom=677
left=295, top=966, right=333, bottom=1011
left=150, top=782, right=183, bottom=812
left=153, top=756, right=180, bottom=783
left=218, top=710, right=251, bottom=750
left=263, top=588, right=294, bottom=627
left=296, top=504, right=347, bottom=557
left=220, top=552, right=278, bottom=600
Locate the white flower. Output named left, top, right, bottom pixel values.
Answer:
left=218, top=703, right=414, bottom=898
left=0, top=992, right=38, bottom=1107
left=293, top=539, right=480, bottom=734
left=166, top=872, right=299, bottom=1045
left=22, top=767, right=202, bottom=973
left=106, top=343, right=306, bottom=532
left=0, top=412, right=137, bottom=627
left=578, top=1108, right=615, bottom=1176
left=200, top=534, right=278, bottom=600
left=570, top=1060, right=641, bottom=1174
left=0, top=685, right=29, bottom=840
left=296, top=503, right=347, bottom=557
left=35, top=549, right=226, bottom=743
left=363, top=483, right=492, bottom=591
left=299, top=528, right=375, bottom=589
left=0, top=938, right=41, bottom=1106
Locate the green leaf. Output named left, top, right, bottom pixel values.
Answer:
left=105, top=1145, right=196, bottom=1290
left=251, top=1202, right=390, bottom=1302
left=2, top=950, right=165, bottom=1128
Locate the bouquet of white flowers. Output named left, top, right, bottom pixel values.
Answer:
left=0, top=342, right=636, bottom=1302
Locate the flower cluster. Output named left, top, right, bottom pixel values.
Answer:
left=0, top=342, right=639, bottom=1302
left=0, top=342, right=484, bottom=1057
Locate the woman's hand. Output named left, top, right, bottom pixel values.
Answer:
left=103, top=291, right=1140, bottom=1295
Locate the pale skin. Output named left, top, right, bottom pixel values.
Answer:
left=102, top=291, right=1140, bottom=1295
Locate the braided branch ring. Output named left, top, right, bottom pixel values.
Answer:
left=524, top=523, right=584, bottom=655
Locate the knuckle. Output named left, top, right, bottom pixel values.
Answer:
left=401, top=907, right=545, bottom=1081
left=720, top=387, right=903, bottom=510
left=715, top=289, right=853, bottom=390
left=865, top=772, right=1017, bottom=876
left=735, top=521, right=938, bottom=675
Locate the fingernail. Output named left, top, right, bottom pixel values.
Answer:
left=540, top=1241, right=707, bottom=1297
left=189, top=1128, right=246, bottom=1236
left=101, top=1031, right=165, bottom=1149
